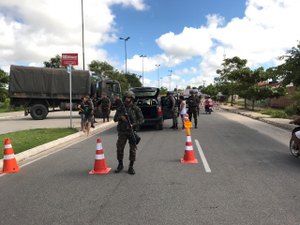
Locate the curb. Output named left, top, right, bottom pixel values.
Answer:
left=220, top=107, right=296, bottom=131
left=0, top=121, right=116, bottom=170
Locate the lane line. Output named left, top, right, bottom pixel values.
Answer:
left=195, top=139, right=211, bottom=173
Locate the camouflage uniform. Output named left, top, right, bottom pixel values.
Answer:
left=167, top=93, right=178, bottom=129
left=113, top=91, right=144, bottom=174
left=100, top=96, right=111, bottom=122
left=187, top=93, right=199, bottom=128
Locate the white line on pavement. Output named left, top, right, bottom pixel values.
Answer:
left=195, top=139, right=211, bottom=173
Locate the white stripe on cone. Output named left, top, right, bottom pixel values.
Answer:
left=96, top=143, right=103, bottom=150
left=185, top=146, right=193, bottom=151
left=3, top=154, right=15, bottom=160
left=95, top=154, right=105, bottom=160
left=4, top=144, right=12, bottom=148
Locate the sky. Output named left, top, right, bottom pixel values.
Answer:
left=0, top=0, right=300, bottom=90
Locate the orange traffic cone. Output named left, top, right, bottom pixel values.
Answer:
left=89, top=138, right=111, bottom=175
left=181, top=128, right=198, bottom=164
left=1, top=138, right=20, bottom=174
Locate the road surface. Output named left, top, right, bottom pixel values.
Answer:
left=0, top=110, right=299, bottom=225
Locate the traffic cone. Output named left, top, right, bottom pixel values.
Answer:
left=181, top=128, right=198, bottom=164
left=1, top=138, right=20, bottom=174
left=89, top=138, right=111, bottom=175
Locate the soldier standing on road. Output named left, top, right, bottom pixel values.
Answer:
left=100, top=95, right=111, bottom=122
left=114, top=95, right=122, bottom=110
left=167, top=91, right=178, bottom=129
left=113, top=91, right=144, bottom=175
left=187, top=90, right=200, bottom=128
left=78, top=95, right=94, bottom=136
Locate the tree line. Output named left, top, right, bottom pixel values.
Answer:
left=201, top=41, right=300, bottom=111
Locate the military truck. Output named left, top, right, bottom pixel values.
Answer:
left=9, top=65, right=121, bottom=120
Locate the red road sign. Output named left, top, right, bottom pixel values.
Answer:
left=62, top=53, right=78, bottom=66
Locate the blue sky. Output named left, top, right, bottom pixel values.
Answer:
left=1, top=0, right=300, bottom=90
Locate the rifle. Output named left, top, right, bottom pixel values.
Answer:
left=120, top=101, right=141, bottom=147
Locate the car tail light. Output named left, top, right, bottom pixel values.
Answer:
left=157, top=106, right=163, bottom=117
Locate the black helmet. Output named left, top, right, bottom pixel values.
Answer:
left=124, top=91, right=135, bottom=99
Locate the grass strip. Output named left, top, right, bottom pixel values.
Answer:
left=0, top=128, right=77, bottom=159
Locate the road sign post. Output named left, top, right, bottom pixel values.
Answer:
left=62, top=53, right=78, bottom=128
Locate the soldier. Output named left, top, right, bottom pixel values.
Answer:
left=167, top=91, right=178, bottom=129
left=78, top=95, right=94, bottom=136
left=100, top=95, right=111, bottom=122
left=113, top=91, right=144, bottom=175
left=114, top=95, right=122, bottom=110
left=187, top=90, right=200, bottom=128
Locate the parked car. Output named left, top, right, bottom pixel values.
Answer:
left=130, top=87, right=173, bottom=130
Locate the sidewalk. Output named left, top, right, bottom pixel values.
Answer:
left=220, top=104, right=296, bottom=131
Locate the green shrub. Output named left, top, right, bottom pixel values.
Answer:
left=285, top=105, right=297, bottom=116
left=260, top=108, right=288, bottom=118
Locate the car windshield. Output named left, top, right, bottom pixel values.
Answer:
left=134, top=91, right=157, bottom=97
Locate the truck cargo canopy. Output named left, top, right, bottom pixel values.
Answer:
left=9, top=65, right=91, bottom=99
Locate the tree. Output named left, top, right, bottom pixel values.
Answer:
left=160, top=86, right=168, bottom=95
left=216, top=56, right=248, bottom=106
left=0, top=68, right=9, bottom=102
left=89, top=60, right=115, bottom=80
left=125, top=73, right=142, bottom=88
left=201, top=84, right=218, bottom=99
left=43, top=54, right=63, bottom=68
left=277, top=41, right=300, bottom=87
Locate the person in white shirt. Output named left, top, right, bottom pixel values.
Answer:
left=179, top=95, right=187, bottom=130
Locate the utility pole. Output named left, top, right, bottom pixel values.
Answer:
left=81, top=0, right=85, bottom=70
left=120, top=36, right=130, bottom=74
left=168, top=70, right=172, bottom=91
left=140, top=55, right=146, bottom=86
left=155, top=64, right=160, bottom=88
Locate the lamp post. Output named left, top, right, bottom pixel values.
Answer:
left=168, top=70, right=172, bottom=91
left=140, top=55, right=146, bottom=86
left=120, top=36, right=130, bottom=74
left=81, top=0, right=85, bottom=70
left=160, top=77, right=163, bottom=88
left=155, top=64, right=160, bottom=88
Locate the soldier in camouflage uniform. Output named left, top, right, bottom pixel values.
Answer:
left=187, top=90, right=200, bottom=128
left=100, top=95, right=111, bottom=122
left=113, top=91, right=144, bottom=175
left=167, top=91, right=178, bottom=129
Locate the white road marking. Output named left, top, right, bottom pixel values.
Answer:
left=195, top=139, right=211, bottom=173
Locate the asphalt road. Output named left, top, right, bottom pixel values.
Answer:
left=0, top=110, right=84, bottom=134
left=0, top=110, right=300, bottom=225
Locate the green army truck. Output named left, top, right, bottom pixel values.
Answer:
left=9, top=65, right=121, bottom=120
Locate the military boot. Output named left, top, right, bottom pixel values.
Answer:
left=128, top=161, right=135, bottom=175
left=115, top=160, right=124, bottom=173
left=173, top=122, right=178, bottom=130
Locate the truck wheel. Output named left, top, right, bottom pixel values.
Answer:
left=30, top=104, right=48, bottom=120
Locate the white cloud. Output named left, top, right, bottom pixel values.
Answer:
left=1, top=0, right=299, bottom=91
left=0, top=0, right=147, bottom=71
left=154, top=0, right=300, bottom=86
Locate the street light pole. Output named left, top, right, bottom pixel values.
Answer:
left=168, top=70, right=172, bottom=91
left=140, top=55, right=146, bottom=86
left=120, top=36, right=130, bottom=74
left=155, top=64, right=160, bottom=88
left=81, top=0, right=85, bottom=70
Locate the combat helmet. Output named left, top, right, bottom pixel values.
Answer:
left=124, top=90, right=135, bottom=100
